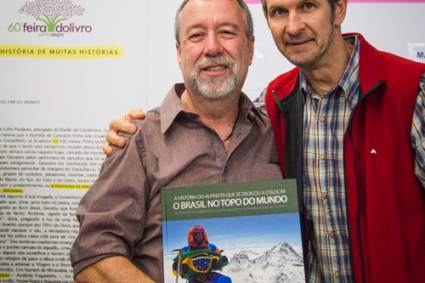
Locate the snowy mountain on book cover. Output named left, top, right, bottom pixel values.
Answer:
left=164, top=240, right=304, bottom=282
left=224, top=241, right=304, bottom=283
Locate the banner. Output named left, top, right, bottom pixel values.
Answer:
left=0, top=0, right=148, bottom=281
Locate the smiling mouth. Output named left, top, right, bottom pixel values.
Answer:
left=286, top=39, right=314, bottom=46
left=203, top=65, right=228, bottom=72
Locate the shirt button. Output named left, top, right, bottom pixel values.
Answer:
left=320, top=116, right=325, bottom=122
left=328, top=232, right=335, bottom=238
left=322, top=193, right=327, bottom=199
left=334, top=272, right=340, bottom=277
left=320, top=154, right=326, bottom=160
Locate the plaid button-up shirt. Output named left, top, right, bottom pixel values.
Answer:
left=254, top=35, right=425, bottom=282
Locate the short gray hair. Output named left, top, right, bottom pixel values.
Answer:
left=175, top=0, right=254, bottom=44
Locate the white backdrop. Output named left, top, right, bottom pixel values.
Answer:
left=1, top=1, right=425, bottom=113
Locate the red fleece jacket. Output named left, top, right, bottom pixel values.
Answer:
left=265, top=33, right=425, bottom=283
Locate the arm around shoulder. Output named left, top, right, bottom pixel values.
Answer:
left=103, top=109, right=146, bottom=156
left=75, top=256, right=156, bottom=283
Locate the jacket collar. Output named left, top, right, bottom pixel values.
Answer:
left=343, top=33, right=386, bottom=96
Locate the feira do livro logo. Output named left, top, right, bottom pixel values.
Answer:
left=9, top=0, right=91, bottom=38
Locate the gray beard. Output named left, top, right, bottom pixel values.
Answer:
left=190, top=56, right=239, bottom=100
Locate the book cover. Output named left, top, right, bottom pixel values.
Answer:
left=161, top=179, right=305, bottom=283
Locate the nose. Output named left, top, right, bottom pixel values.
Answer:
left=286, top=12, right=305, bottom=35
left=204, top=33, right=223, bottom=57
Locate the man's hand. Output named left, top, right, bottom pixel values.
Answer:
left=103, top=109, right=145, bottom=157
left=75, top=256, right=155, bottom=283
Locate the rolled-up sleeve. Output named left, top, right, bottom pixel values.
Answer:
left=70, top=130, right=149, bottom=276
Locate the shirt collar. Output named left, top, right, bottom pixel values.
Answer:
left=160, top=83, right=266, bottom=135
left=299, top=34, right=360, bottom=107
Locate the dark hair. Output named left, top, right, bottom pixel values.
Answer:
left=261, top=0, right=339, bottom=16
left=175, top=0, right=254, bottom=44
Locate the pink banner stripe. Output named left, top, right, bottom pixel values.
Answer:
left=244, top=0, right=425, bottom=3
left=349, top=0, right=425, bottom=2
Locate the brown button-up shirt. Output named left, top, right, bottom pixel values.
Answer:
left=70, top=84, right=282, bottom=282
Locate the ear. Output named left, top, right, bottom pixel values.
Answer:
left=247, top=35, right=255, bottom=65
left=333, top=0, right=348, bottom=27
left=176, top=42, right=183, bottom=70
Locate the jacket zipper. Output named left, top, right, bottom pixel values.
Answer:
left=344, top=80, right=382, bottom=283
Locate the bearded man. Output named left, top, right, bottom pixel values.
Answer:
left=70, top=1, right=282, bottom=282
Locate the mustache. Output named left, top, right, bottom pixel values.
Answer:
left=194, top=56, right=236, bottom=72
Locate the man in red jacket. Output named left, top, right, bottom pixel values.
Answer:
left=105, top=0, right=425, bottom=282
left=260, top=0, right=425, bottom=282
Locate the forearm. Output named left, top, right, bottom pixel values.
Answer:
left=75, top=256, right=155, bottom=283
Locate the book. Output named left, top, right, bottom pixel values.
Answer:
left=161, top=179, right=305, bottom=283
